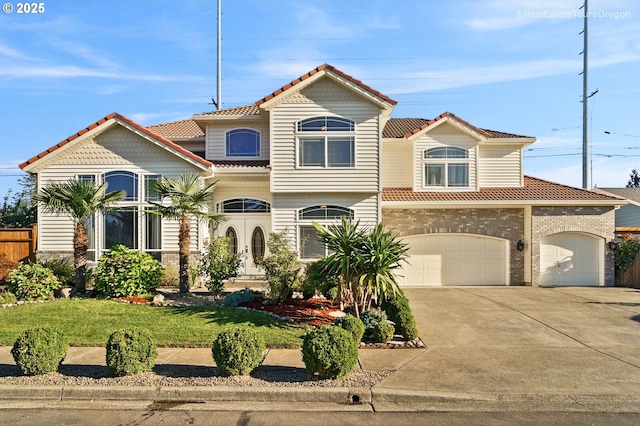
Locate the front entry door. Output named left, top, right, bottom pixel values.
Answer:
left=222, top=216, right=270, bottom=275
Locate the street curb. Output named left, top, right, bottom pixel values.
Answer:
left=0, top=385, right=371, bottom=405
left=371, top=388, right=640, bottom=413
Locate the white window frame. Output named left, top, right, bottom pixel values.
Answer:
left=297, top=205, right=354, bottom=260
left=296, top=116, right=356, bottom=169
left=225, top=128, right=261, bottom=158
left=423, top=147, right=470, bottom=189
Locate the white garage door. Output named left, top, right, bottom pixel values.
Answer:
left=400, top=234, right=509, bottom=286
left=540, top=232, right=603, bottom=287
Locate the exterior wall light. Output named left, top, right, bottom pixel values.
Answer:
left=516, top=240, right=525, bottom=251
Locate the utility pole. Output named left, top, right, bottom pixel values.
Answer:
left=580, top=0, right=589, bottom=188
left=216, top=0, right=222, bottom=111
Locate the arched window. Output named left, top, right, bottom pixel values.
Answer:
left=225, top=227, right=238, bottom=254
left=299, top=205, right=354, bottom=220
left=297, top=116, right=355, bottom=168
left=103, top=171, right=138, bottom=201
left=423, top=147, right=470, bottom=188
left=219, top=198, right=271, bottom=213
left=226, top=129, right=260, bottom=157
left=251, top=227, right=265, bottom=263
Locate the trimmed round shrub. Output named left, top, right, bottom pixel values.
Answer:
left=302, top=325, right=358, bottom=379
left=372, top=321, right=395, bottom=343
left=7, top=263, right=62, bottom=301
left=11, top=327, right=68, bottom=376
left=223, top=288, right=255, bottom=307
left=95, top=245, right=163, bottom=298
left=383, top=297, right=418, bottom=341
left=106, top=328, right=158, bottom=376
left=334, top=316, right=365, bottom=343
left=361, top=308, right=388, bottom=336
left=212, top=328, right=265, bottom=376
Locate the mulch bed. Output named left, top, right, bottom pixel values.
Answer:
left=239, top=298, right=341, bottom=326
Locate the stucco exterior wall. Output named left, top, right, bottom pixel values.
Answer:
left=382, top=207, right=526, bottom=285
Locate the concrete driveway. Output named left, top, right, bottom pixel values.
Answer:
left=373, top=287, right=640, bottom=411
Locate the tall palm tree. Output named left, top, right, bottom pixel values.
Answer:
left=34, top=179, right=126, bottom=294
left=151, top=172, right=224, bottom=293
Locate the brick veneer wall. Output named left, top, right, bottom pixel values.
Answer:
left=531, top=206, right=616, bottom=286
left=382, top=208, right=525, bottom=285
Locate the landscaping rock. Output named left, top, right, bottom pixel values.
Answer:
left=60, top=288, right=73, bottom=299
left=152, top=294, right=165, bottom=306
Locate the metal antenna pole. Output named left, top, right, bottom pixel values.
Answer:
left=581, top=0, right=589, bottom=188
left=216, top=0, right=222, bottom=111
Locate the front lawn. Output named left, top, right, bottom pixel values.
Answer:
left=0, top=299, right=310, bottom=348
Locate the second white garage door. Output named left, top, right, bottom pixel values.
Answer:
left=540, top=232, right=603, bottom=286
left=400, top=233, right=509, bottom=286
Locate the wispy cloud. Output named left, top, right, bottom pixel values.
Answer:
left=0, top=65, right=205, bottom=83
left=0, top=43, right=38, bottom=61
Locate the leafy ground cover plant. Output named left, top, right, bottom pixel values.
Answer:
left=212, top=328, right=265, bottom=376
left=7, top=262, right=62, bottom=301
left=106, top=328, right=157, bottom=376
left=223, top=288, right=255, bottom=307
left=201, top=237, right=242, bottom=297
left=94, top=245, right=163, bottom=298
left=38, top=258, right=74, bottom=288
left=302, top=325, right=358, bottom=379
left=11, top=327, right=68, bottom=376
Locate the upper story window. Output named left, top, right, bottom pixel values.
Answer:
left=218, top=198, right=271, bottom=213
left=226, top=129, right=260, bottom=157
left=297, top=116, right=355, bottom=168
left=104, top=171, right=138, bottom=201
left=423, top=147, right=469, bottom=188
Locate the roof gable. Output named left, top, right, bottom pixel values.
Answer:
left=20, top=113, right=212, bottom=173
left=255, top=64, right=397, bottom=111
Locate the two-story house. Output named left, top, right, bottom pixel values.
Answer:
left=20, top=64, right=625, bottom=287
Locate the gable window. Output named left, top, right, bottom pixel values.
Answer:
left=226, top=129, right=260, bottom=157
left=423, top=147, right=469, bottom=188
left=297, top=116, right=355, bottom=168
left=298, top=205, right=354, bottom=259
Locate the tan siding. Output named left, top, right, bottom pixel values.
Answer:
left=478, top=145, right=523, bottom=187
left=270, top=102, right=381, bottom=192
left=206, top=122, right=270, bottom=161
left=382, top=140, right=412, bottom=188
left=413, top=134, right=478, bottom=191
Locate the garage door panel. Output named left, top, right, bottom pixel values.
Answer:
left=540, top=232, right=602, bottom=287
left=401, top=234, right=509, bottom=287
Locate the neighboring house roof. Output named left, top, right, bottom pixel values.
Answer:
left=255, top=63, right=398, bottom=108
left=147, top=118, right=205, bottom=139
left=382, top=113, right=533, bottom=139
left=196, top=104, right=261, bottom=117
left=595, top=188, right=640, bottom=205
left=19, top=113, right=213, bottom=171
left=382, top=176, right=627, bottom=205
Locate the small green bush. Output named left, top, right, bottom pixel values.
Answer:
left=11, top=327, right=68, bottom=376
left=302, top=325, right=358, bottom=379
left=383, top=297, right=418, bottom=341
left=255, top=230, right=303, bottom=303
left=38, top=258, right=74, bottom=287
left=0, top=291, right=17, bottom=305
left=372, top=321, right=395, bottom=343
left=361, top=308, right=388, bottom=336
left=302, top=260, right=339, bottom=300
left=223, top=288, right=255, bottom=307
left=94, top=245, right=163, bottom=298
left=7, top=262, right=62, bottom=301
left=212, top=328, right=265, bottom=376
left=334, top=316, right=365, bottom=343
left=106, top=328, right=158, bottom=376
left=324, top=286, right=338, bottom=300
left=201, top=237, right=243, bottom=297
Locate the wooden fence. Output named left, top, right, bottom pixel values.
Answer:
left=0, top=226, right=37, bottom=282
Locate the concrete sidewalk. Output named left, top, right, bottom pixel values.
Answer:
left=1, top=287, right=640, bottom=412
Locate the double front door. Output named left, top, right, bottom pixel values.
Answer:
left=221, top=216, right=270, bottom=275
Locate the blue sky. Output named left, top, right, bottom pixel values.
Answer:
left=1, top=0, right=639, bottom=198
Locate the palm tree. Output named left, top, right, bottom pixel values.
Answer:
left=151, top=172, right=224, bottom=293
left=34, top=179, right=126, bottom=294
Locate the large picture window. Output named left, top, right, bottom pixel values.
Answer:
left=297, top=116, right=355, bottom=168
left=226, top=129, right=260, bottom=157
left=423, top=147, right=470, bottom=188
left=298, top=205, right=354, bottom=259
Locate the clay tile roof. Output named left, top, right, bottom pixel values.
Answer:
left=147, top=118, right=204, bottom=139
left=382, top=114, right=533, bottom=139
left=255, top=64, right=397, bottom=107
left=382, top=176, right=626, bottom=203
left=20, top=113, right=212, bottom=170
left=212, top=160, right=270, bottom=169
left=197, top=104, right=261, bottom=117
